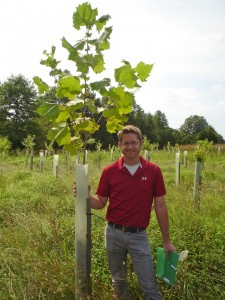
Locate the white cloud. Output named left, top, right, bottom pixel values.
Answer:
left=217, top=100, right=225, bottom=106
left=195, top=33, right=225, bottom=60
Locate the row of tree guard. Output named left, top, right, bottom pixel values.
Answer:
left=26, top=150, right=204, bottom=209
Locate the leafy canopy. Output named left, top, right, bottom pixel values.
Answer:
left=194, top=139, right=213, bottom=162
left=34, top=2, right=153, bottom=158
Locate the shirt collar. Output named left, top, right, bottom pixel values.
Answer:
left=118, top=156, right=143, bottom=169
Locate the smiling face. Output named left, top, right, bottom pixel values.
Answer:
left=118, top=132, right=143, bottom=165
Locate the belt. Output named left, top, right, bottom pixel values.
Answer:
left=108, top=222, right=146, bottom=233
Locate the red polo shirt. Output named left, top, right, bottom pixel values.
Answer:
left=96, top=156, right=166, bottom=227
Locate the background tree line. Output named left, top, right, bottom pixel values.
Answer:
left=0, top=74, right=224, bottom=152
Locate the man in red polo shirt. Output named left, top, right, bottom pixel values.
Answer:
left=84, top=125, right=175, bottom=299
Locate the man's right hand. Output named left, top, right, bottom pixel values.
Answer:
left=72, top=182, right=77, bottom=196
left=72, top=182, right=91, bottom=197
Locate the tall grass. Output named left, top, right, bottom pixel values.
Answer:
left=0, top=148, right=224, bottom=299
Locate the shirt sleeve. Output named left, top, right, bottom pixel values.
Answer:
left=153, top=166, right=167, bottom=197
left=96, top=168, right=110, bottom=197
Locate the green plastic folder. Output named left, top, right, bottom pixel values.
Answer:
left=156, top=247, right=179, bottom=285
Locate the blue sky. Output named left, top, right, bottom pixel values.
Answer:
left=1, top=0, right=225, bottom=139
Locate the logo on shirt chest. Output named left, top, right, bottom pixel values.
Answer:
left=142, top=176, right=147, bottom=181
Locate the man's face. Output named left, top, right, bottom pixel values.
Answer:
left=118, top=133, right=143, bottom=159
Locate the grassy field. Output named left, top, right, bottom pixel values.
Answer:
left=0, top=147, right=224, bottom=299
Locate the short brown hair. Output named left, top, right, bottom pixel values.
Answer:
left=118, top=125, right=143, bottom=142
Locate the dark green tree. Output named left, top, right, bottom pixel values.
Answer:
left=127, top=103, right=158, bottom=143
left=180, top=115, right=208, bottom=135
left=165, top=128, right=182, bottom=147
left=144, top=112, right=158, bottom=142
left=152, top=110, right=170, bottom=147
left=128, top=102, right=146, bottom=131
left=153, top=110, right=169, bottom=129
left=198, top=125, right=223, bottom=143
left=0, top=74, right=47, bottom=150
left=178, top=115, right=225, bottom=144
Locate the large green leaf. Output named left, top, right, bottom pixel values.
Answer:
left=63, top=136, right=83, bottom=155
left=117, top=93, right=133, bottom=115
left=76, top=55, right=89, bottom=74
left=61, top=37, right=75, bottom=53
left=107, top=87, right=133, bottom=114
left=114, top=64, right=138, bottom=88
left=102, top=107, right=118, bottom=118
left=134, top=62, right=154, bottom=82
left=56, top=76, right=82, bottom=99
left=47, top=126, right=71, bottom=146
left=67, top=98, right=84, bottom=112
left=33, top=76, right=50, bottom=94
left=97, top=27, right=112, bottom=51
left=74, top=40, right=86, bottom=52
left=95, top=15, right=111, bottom=31
left=37, top=102, right=60, bottom=121
left=109, top=86, right=125, bottom=101
left=90, top=78, right=111, bottom=94
left=73, top=2, right=98, bottom=30
left=62, top=37, right=85, bottom=53
left=56, top=110, right=70, bottom=123
left=98, top=40, right=110, bottom=52
left=106, top=115, right=128, bottom=133
left=92, top=54, right=105, bottom=73
left=62, top=37, right=86, bottom=64
left=84, top=54, right=93, bottom=65
left=74, top=119, right=99, bottom=135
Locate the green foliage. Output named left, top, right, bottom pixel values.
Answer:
left=178, top=115, right=223, bottom=145
left=175, top=143, right=180, bottom=152
left=142, top=135, right=151, bottom=150
left=142, top=135, right=158, bottom=151
left=180, top=115, right=209, bottom=135
left=194, top=139, right=213, bottom=162
left=167, top=141, right=171, bottom=151
left=34, top=2, right=153, bottom=159
left=0, top=75, right=40, bottom=149
left=22, top=134, right=36, bottom=152
left=33, top=76, right=50, bottom=94
left=0, top=74, right=49, bottom=150
left=198, top=125, right=222, bottom=143
left=0, top=136, right=11, bottom=154
left=95, top=140, right=102, bottom=151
